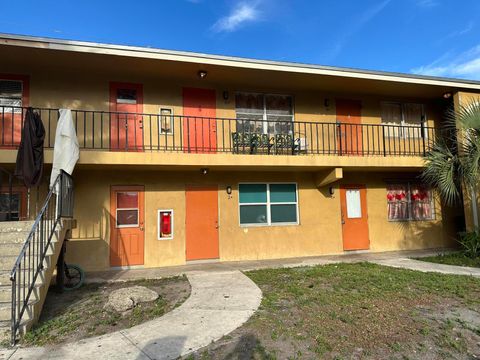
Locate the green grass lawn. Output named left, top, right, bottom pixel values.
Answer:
left=418, top=252, right=480, bottom=268
left=186, top=262, right=480, bottom=359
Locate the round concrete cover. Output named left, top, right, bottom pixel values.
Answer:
left=104, top=285, right=159, bottom=312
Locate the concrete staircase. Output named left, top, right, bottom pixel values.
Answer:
left=0, top=221, right=33, bottom=336
left=0, top=220, right=71, bottom=342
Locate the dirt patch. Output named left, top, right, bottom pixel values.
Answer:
left=22, top=276, right=190, bottom=347
left=185, top=263, right=480, bottom=359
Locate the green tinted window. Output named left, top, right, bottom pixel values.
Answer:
left=240, top=205, right=268, bottom=224
left=269, top=184, right=297, bottom=203
left=270, top=204, right=297, bottom=223
left=239, top=184, right=267, bottom=203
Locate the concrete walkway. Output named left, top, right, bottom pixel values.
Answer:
left=4, top=270, right=262, bottom=360
left=84, top=249, right=453, bottom=283
left=372, top=257, right=480, bottom=277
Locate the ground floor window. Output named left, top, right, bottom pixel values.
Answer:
left=386, top=182, right=434, bottom=221
left=0, top=188, right=26, bottom=221
left=239, top=183, right=298, bottom=226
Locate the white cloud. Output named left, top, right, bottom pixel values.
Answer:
left=415, top=0, right=438, bottom=8
left=321, top=0, right=392, bottom=61
left=440, top=21, right=474, bottom=43
left=411, top=45, right=480, bottom=80
left=211, top=1, right=261, bottom=33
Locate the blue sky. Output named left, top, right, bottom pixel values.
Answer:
left=1, top=0, right=480, bottom=80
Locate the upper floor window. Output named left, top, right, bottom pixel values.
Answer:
left=381, top=102, right=425, bottom=138
left=116, top=88, right=137, bottom=104
left=387, top=182, right=434, bottom=221
left=0, top=80, right=23, bottom=113
left=235, top=93, right=293, bottom=135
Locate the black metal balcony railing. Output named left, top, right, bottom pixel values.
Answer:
left=0, top=106, right=436, bottom=157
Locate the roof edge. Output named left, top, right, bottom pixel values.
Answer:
left=1, top=32, right=480, bottom=90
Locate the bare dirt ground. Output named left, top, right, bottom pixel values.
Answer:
left=21, top=276, right=190, bottom=346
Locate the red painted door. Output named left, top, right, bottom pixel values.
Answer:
left=183, top=88, right=217, bottom=153
left=110, top=186, right=145, bottom=266
left=340, top=185, right=370, bottom=251
left=109, top=82, right=144, bottom=151
left=336, top=99, right=363, bottom=155
left=0, top=76, right=29, bottom=148
left=185, top=185, right=219, bottom=261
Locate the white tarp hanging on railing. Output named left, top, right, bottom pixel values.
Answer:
left=49, top=109, right=79, bottom=189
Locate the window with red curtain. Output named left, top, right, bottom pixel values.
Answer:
left=387, top=182, right=434, bottom=221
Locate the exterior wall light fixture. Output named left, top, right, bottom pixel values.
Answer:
left=198, top=70, right=208, bottom=79
left=226, top=185, right=232, bottom=195
left=443, top=92, right=452, bottom=99
left=201, top=168, right=209, bottom=175
left=328, top=186, right=335, bottom=196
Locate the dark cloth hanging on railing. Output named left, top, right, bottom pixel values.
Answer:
left=15, top=108, right=45, bottom=187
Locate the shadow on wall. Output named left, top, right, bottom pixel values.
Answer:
left=393, top=202, right=463, bottom=251
left=65, top=206, right=111, bottom=271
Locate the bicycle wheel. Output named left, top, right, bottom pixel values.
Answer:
left=63, top=264, right=85, bottom=291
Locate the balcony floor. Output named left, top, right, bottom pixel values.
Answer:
left=0, top=149, right=425, bottom=172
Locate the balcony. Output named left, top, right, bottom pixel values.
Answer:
left=0, top=106, right=436, bottom=154
left=0, top=106, right=437, bottom=170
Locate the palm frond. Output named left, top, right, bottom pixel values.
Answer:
left=422, top=100, right=480, bottom=206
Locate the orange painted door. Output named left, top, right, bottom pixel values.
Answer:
left=185, top=185, right=219, bottom=261
left=183, top=88, right=217, bottom=153
left=340, top=185, right=370, bottom=251
left=336, top=99, right=363, bottom=155
left=0, top=76, right=29, bottom=148
left=110, top=186, right=145, bottom=266
left=109, top=82, right=144, bottom=151
left=0, top=111, right=22, bottom=148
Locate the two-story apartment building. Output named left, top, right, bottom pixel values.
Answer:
left=1, top=34, right=479, bottom=272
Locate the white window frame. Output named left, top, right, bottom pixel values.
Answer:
left=381, top=101, right=427, bottom=139
left=238, top=182, right=299, bottom=227
left=115, top=208, right=139, bottom=228
left=235, top=92, right=295, bottom=134
left=157, top=209, right=174, bottom=240
left=159, top=108, right=174, bottom=135
left=115, top=191, right=139, bottom=228
left=386, top=181, right=435, bottom=222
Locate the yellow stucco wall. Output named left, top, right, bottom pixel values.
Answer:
left=65, top=169, right=457, bottom=271
left=0, top=65, right=445, bottom=160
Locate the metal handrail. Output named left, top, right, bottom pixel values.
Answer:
left=0, top=105, right=437, bottom=157
left=9, top=170, right=74, bottom=345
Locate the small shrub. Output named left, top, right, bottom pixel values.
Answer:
left=457, top=230, right=480, bottom=258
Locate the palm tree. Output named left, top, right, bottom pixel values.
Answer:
left=422, top=100, right=480, bottom=228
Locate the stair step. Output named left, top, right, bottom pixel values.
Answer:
left=0, top=271, right=10, bottom=287
left=0, top=245, right=57, bottom=272
left=0, top=297, right=39, bottom=320
left=0, top=221, right=34, bottom=233
left=0, top=243, right=25, bottom=256
left=0, top=231, right=30, bottom=244
left=0, top=284, right=42, bottom=303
